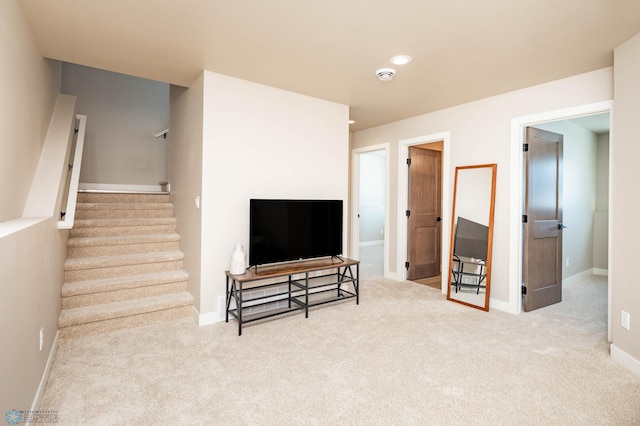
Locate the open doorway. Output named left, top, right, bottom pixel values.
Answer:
left=510, top=101, right=612, bottom=337
left=351, top=144, right=390, bottom=278
left=407, top=145, right=442, bottom=290
left=397, top=132, right=451, bottom=293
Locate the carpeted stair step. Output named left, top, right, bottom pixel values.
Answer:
left=67, top=233, right=181, bottom=258
left=59, top=190, right=193, bottom=337
left=58, top=291, right=193, bottom=338
left=61, top=270, right=189, bottom=309
left=64, top=250, right=184, bottom=282
left=77, top=192, right=170, bottom=204
left=75, top=202, right=174, bottom=219
left=70, top=217, right=176, bottom=238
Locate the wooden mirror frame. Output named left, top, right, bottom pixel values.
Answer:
left=446, top=164, right=497, bottom=311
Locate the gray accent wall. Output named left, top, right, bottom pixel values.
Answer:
left=61, top=63, right=169, bottom=186
left=594, top=134, right=609, bottom=270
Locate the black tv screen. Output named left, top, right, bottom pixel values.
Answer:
left=249, top=199, right=343, bottom=267
left=453, top=217, right=489, bottom=261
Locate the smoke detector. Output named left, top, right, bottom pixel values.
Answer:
left=375, top=68, right=396, bottom=81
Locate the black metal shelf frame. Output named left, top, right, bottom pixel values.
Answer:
left=451, top=255, right=486, bottom=294
left=225, top=260, right=359, bottom=335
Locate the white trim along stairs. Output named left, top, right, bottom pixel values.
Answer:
left=58, top=192, right=193, bottom=338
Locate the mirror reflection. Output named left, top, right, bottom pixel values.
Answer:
left=447, top=164, right=497, bottom=311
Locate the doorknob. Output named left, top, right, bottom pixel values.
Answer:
left=436, top=217, right=442, bottom=222
left=558, top=223, right=567, bottom=230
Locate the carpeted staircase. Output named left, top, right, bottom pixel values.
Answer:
left=58, top=192, right=193, bottom=338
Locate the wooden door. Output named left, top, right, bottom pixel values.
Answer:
left=523, top=127, right=563, bottom=311
left=407, top=147, right=442, bottom=280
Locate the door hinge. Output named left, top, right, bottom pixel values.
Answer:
left=60, top=211, right=66, bottom=220
left=406, top=158, right=411, bottom=166
left=406, top=210, right=410, bottom=217
left=74, top=128, right=79, bottom=134
left=523, top=143, right=529, bottom=152
left=522, top=214, right=528, bottom=223
left=521, top=285, right=527, bottom=295
left=405, top=261, right=410, bottom=269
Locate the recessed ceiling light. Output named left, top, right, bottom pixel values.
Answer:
left=390, top=55, right=412, bottom=65
left=375, top=68, right=396, bottom=81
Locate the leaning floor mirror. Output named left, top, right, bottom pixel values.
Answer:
left=447, top=164, right=497, bottom=311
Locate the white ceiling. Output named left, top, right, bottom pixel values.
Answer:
left=20, top=0, right=640, bottom=131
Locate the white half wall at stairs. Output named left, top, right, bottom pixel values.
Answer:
left=23, top=93, right=77, bottom=218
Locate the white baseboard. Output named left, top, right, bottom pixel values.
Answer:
left=192, top=305, right=223, bottom=326
left=30, top=331, right=59, bottom=414
left=611, top=344, right=640, bottom=378
left=563, top=269, right=595, bottom=286
left=385, top=271, right=403, bottom=281
left=489, top=298, right=512, bottom=313
left=563, top=268, right=609, bottom=285
left=78, top=183, right=165, bottom=193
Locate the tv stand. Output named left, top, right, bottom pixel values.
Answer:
left=225, top=258, right=359, bottom=335
left=250, top=255, right=345, bottom=274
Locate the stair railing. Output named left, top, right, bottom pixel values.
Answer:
left=58, top=114, right=87, bottom=230
left=154, top=128, right=169, bottom=139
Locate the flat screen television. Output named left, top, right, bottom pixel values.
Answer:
left=249, top=199, right=343, bottom=268
left=453, top=216, right=489, bottom=261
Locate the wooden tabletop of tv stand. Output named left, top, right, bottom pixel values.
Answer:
left=226, top=257, right=359, bottom=283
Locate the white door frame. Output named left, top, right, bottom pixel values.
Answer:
left=397, top=131, right=451, bottom=292
left=351, top=143, right=391, bottom=277
left=509, top=101, right=613, bottom=338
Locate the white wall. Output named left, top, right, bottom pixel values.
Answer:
left=359, top=152, right=385, bottom=244
left=0, top=218, right=67, bottom=415
left=0, top=2, right=60, bottom=222
left=0, top=0, right=64, bottom=414
left=352, top=68, right=613, bottom=306
left=61, top=63, right=169, bottom=186
left=175, top=71, right=349, bottom=319
left=169, top=74, right=204, bottom=313
left=611, top=31, right=640, bottom=374
left=532, top=120, right=598, bottom=279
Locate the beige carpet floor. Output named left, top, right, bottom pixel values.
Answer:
left=40, top=251, right=640, bottom=425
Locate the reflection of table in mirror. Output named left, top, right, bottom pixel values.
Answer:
left=451, top=255, right=486, bottom=294
left=447, top=163, right=496, bottom=311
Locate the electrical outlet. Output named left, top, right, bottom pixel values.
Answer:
left=194, top=196, right=200, bottom=209
left=621, top=311, right=631, bottom=330
left=39, top=327, right=44, bottom=351
left=566, top=257, right=570, bottom=267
